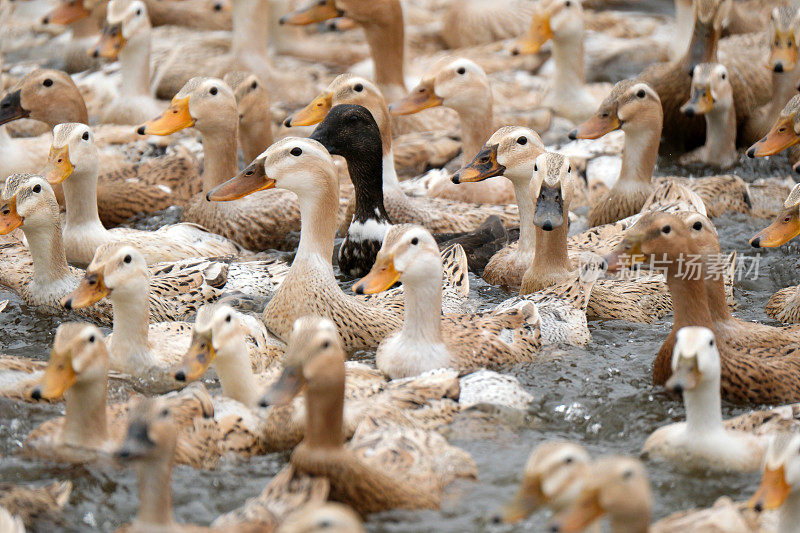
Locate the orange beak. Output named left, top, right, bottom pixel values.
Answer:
left=749, top=465, right=793, bottom=511
left=0, top=197, right=23, bottom=235
left=206, top=160, right=275, bottom=202
left=680, top=86, right=714, bottom=116
left=89, top=23, right=126, bottom=60
left=569, top=113, right=620, bottom=140
left=352, top=252, right=401, bottom=294
left=279, top=0, right=342, bottom=25
left=32, top=351, right=77, bottom=400
left=769, top=31, right=798, bottom=72
left=61, top=271, right=110, bottom=310
left=509, top=10, right=552, bottom=55
left=750, top=208, right=800, bottom=247
left=42, top=145, right=74, bottom=185
left=43, top=0, right=90, bottom=25
left=548, top=487, right=605, bottom=533
left=388, top=81, right=442, bottom=116
left=138, top=96, right=195, bottom=136
left=175, top=331, right=216, bottom=383
left=748, top=116, right=800, bottom=157
left=452, top=143, right=505, bottom=184
left=285, top=91, right=333, bottom=128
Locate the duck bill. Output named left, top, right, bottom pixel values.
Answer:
left=751, top=209, right=800, bottom=247
left=206, top=161, right=274, bottom=202
left=549, top=490, right=605, bottom=533
left=43, top=0, right=91, bottom=25
left=43, top=145, right=75, bottom=185
left=769, top=32, right=798, bottom=72
left=533, top=186, right=565, bottom=231
left=286, top=91, right=332, bottom=127
left=452, top=144, right=505, bottom=184
left=510, top=11, right=552, bottom=55
left=176, top=331, right=216, bottom=382
left=0, top=197, right=22, bottom=235
left=62, top=271, right=110, bottom=309
left=603, top=233, right=645, bottom=272
left=0, top=89, right=30, bottom=126
left=279, top=0, right=342, bottom=25
left=89, top=24, right=126, bottom=60
left=749, top=466, right=792, bottom=511
left=327, top=16, right=357, bottom=31
left=501, top=482, right=543, bottom=523
left=138, top=96, right=195, bottom=136
left=571, top=113, right=620, bottom=140
left=33, top=356, right=76, bottom=400
left=115, top=421, right=156, bottom=461
left=749, top=117, right=800, bottom=157
left=665, top=361, right=702, bottom=393
left=353, top=253, right=401, bottom=294
left=681, top=87, right=713, bottom=116
left=261, top=366, right=304, bottom=407
left=389, top=82, right=442, bottom=116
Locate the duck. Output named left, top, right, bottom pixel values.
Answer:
left=353, top=224, right=541, bottom=379
left=0, top=69, right=200, bottom=226
left=223, top=71, right=274, bottom=163
left=500, top=441, right=595, bottom=527
left=0, top=480, right=71, bottom=530
left=605, top=211, right=800, bottom=404
left=748, top=432, right=800, bottom=533
left=284, top=74, right=520, bottom=233
left=0, top=354, right=49, bottom=402
left=679, top=63, right=738, bottom=169
left=276, top=503, right=365, bottom=533
left=208, top=137, right=469, bottom=351
left=25, top=322, right=220, bottom=468
left=138, top=77, right=304, bottom=251
left=257, top=315, right=477, bottom=515
left=508, top=0, right=608, bottom=123
left=747, top=93, right=800, bottom=162
left=88, top=0, right=164, bottom=125
left=388, top=57, right=517, bottom=204
left=642, top=326, right=767, bottom=472
left=570, top=79, right=752, bottom=226
left=46, top=122, right=241, bottom=266
left=37, top=0, right=106, bottom=73
left=60, top=243, right=281, bottom=383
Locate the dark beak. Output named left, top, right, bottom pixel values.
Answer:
left=0, top=89, right=29, bottom=126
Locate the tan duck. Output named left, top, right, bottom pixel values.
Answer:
left=389, top=57, right=516, bottom=204
left=354, top=224, right=541, bottom=379
left=258, top=315, right=477, bottom=516
left=606, top=211, right=800, bottom=404
left=38, top=0, right=106, bottom=73
left=0, top=480, right=71, bottom=531
left=748, top=432, right=800, bottom=533
left=500, top=441, right=595, bottom=527
left=25, top=323, right=219, bottom=468
left=138, top=76, right=304, bottom=250
left=0, top=69, right=200, bottom=226
left=207, top=137, right=469, bottom=351
left=508, top=0, right=608, bottom=123
left=643, top=326, right=767, bottom=473
left=284, top=74, right=520, bottom=233
left=571, top=79, right=752, bottom=226
left=223, top=71, right=274, bottom=163
left=748, top=93, right=800, bottom=162
left=0, top=354, right=49, bottom=403
left=277, top=503, right=365, bottom=533
left=60, top=243, right=278, bottom=382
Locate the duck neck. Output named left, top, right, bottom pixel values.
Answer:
left=118, top=32, right=151, bottom=98
left=531, top=221, right=570, bottom=279
left=361, top=2, right=406, bottom=100
left=682, top=19, right=719, bottom=71
left=672, top=0, right=694, bottom=60
left=401, top=266, right=445, bottom=345
left=683, top=376, right=723, bottom=437
left=199, top=126, right=240, bottom=191
left=347, top=147, right=389, bottom=223
left=61, top=373, right=109, bottom=448
left=71, top=14, right=100, bottom=39
left=703, top=253, right=732, bottom=323
left=240, top=116, right=273, bottom=163
left=512, top=176, right=535, bottom=253
left=552, top=28, right=586, bottom=93
left=767, top=70, right=800, bottom=124
left=374, top=101, right=401, bottom=191
left=303, top=360, right=346, bottom=449
left=609, top=513, right=649, bottom=533
left=618, top=119, right=660, bottom=188
left=108, top=283, right=153, bottom=365
left=455, top=99, right=493, bottom=162
left=702, top=103, right=736, bottom=162
left=63, top=162, right=106, bottom=236
left=232, top=0, right=270, bottom=62
left=215, top=338, right=260, bottom=406
left=23, top=218, right=72, bottom=288
left=294, top=174, right=338, bottom=263
left=778, top=491, right=800, bottom=533
left=667, top=267, right=714, bottom=330
left=134, top=454, right=175, bottom=526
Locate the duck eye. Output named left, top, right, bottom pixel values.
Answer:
left=622, top=469, right=634, bottom=480
left=251, top=81, right=258, bottom=89
left=160, top=408, right=170, bottom=417
left=290, top=147, right=302, bottom=157
left=709, top=339, right=714, bottom=347
left=88, top=335, right=96, bottom=343
left=637, top=89, right=646, bottom=98
left=411, top=237, right=419, bottom=245
left=601, top=111, right=610, bottom=118
left=354, top=83, right=363, bottom=92
left=124, top=254, right=132, bottom=263
left=135, top=7, right=141, bottom=15
left=564, top=456, right=573, bottom=464
left=517, top=136, right=527, bottom=145
left=721, top=72, right=726, bottom=80
left=209, top=87, right=218, bottom=95
left=565, top=0, right=571, bottom=5
left=662, top=225, right=671, bottom=234
left=567, top=166, right=572, bottom=173
left=692, top=221, right=702, bottom=231
left=322, top=340, right=330, bottom=349
left=534, top=164, right=538, bottom=171
left=82, top=131, right=89, bottom=141
left=457, top=66, right=466, bottom=75
left=43, top=78, right=53, bottom=87
left=32, top=184, right=41, bottom=193
left=225, top=314, right=232, bottom=322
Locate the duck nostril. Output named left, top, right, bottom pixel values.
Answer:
left=174, top=370, right=186, bottom=381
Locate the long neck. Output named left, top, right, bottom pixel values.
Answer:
left=232, top=0, right=270, bottom=61
left=456, top=100, right=493, bottom=162
left=108, top=284, right=152, bottom=363
left=63, top=162, right=106, bottom=234
left=778, top=491, right=800, bottom=533
left=23, top=219, right=72, bottom=287
left=682, top=19, right=719, bottom=71
left=767, top=71, right=800, bottom=124
left=703, top=102, right=736, bottom=161
left=609, top=513, right=649, bottom=533
left=61, top=374, right=109, bottom=448
left=683, top=376, right=723, bottom=435
left=215, top=338, right=261, bottom=406
left=118, top=33, right=151, bottom=98
left=668, top=268, right=714, bottom=330
left=672, top=0, right=694, bottom=60
left=361, top=7, right=406, bottom=100
left=199, top=126, right=239, bottom=191
left=347, top=147, right=389, bottom=222
left=552, top=29, right=586, bottom=91
left=512, top=177, right=535, bottom=253
left=294, top=177, right=338, bottom=262
left=703, top=253, right=732, bottom=323
left=240, top=117, right=273, bottom=163
left=135, top=455, right=174, bottom=526
left=401, top=266, right=445, bottom=345
left=303, top=370, right=345, bottom=449
left=619, top=120, right=661, bottom=187
left=530, top=222, right=571, bottom=278
left=71, top=14, right=99, bottom=39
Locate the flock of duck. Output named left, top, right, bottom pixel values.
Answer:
left=5, top=0, right=800, bottom=530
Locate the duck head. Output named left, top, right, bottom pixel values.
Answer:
left=768, top=6, right=800, bottom=73
left=389, top=57, right=488, bottom=116
left=531, top=152, right=574, bottom=232
left=353, top=225, right=438, bottom=294
left=685, top=0, right=730, bottom=73
left=667, top=326, right=720, bottom=394
left=42, top=0, right=92, bottom=25
left=89, top=0, right=150, bottom=60
left=0, top=174, right=59, bottom=235
left=0, top=69, right=87, bottom=127
left=604, top=212, right=693, bottom=272
left=137, top=77, right=236, bottom=136
left=43, top=123, right=97, bottom=185
left=569, top=80, right=660, bottom=140
left=31, top=323, right=108, bottom=401
left=223, top=71, right=269, bottom=128
left=175, top=304, right=243, bottom=383
left=749, top=432, right=800, bottom=513
left=453, top=126, right=544, bottom=185
left=62, top=243, right=148, bottom=310
left=114, top=397, right=177, bottom=462
left=308, top=103, right=382, bottom=167
left=747, top=94, right=800, bottom=158
left=681, top=63, right=731, bottom=117
left=278, top=503, right=365, bottom=533
left=751, top=183, right=800, bottom=247
left=510, top=0, right=583, bottom=56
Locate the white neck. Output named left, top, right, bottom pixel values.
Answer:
left=119, top=33, right=152, bottom=98
left=108, top=283, right=156, bottom=371
left=768, top=70, right=800, bottom=124
left=134, top=456, right=174, bottom=527
left=23, top=219, right=73, bottom=288
left=552, top=30, right=586, bottom=93
left=672, top=0, right=695, bottom=60
left=454, top=99, right=493, bottom=162
left=618, top=121, right=660, bottom=187
left=63, top=161, right=107, bottom=236
left=61, top=375, right=109, bottom=449
left=293, top=178, right=337, bottom=264
left=215, top=337, right=261, bottom=406
left=778, top=491, right=800, bottom=533
left=703, top=103, right=736, bottom=164
left=683, top=376, right=724, bottom=436
left=400, top=263, right=445, bottom=345
left=232, top=0, right=270, bottom=61
left=511, top=175, right=535, bottom=253
left=382, top=150, right=401, bottom=191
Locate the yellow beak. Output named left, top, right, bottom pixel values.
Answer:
left=549, top=488, right=605, bottom=533
left=89, top=23, right=126, bottom=60
left=603, top=232, right=645, bottom=272
left=175, top=331, right=216, bottom=382
left=138, top=96, right=195, bottom=136
left=285, top=91, right=333, bottom=128
left=748, top=116, right=800, bottom=157
left=43, top=145, right=75, bottom=185
left=769, top=31, right=798, bottom=72
left=681, top=86, right=714, bottom=116
left=570, top=113, right=621, bottom=140
left=389, top=81, right=443, bottom=116
left=279, top=0, right=342, bottom=25
left=206, top=160, right=275, bottom=202
left=509, top=11, right=552, bottom=55
left=751, top=208, right=800, bottom=247
left=33, top=353, right=77, bottom=400
left=352, top=252, right=401, bottom=294
left=749, top=465, right=792, bottom=511
left=0, top=197, right=23, bottom=235
left=43, top=0, right=91, bottom=25
left=62, top=271, right=110, bottom=310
